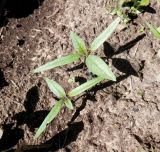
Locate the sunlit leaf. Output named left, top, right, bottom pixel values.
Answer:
left=33, top=54, right=80, bottom=73
left=64, top=98, right=74, bottom=110
left=90, top=17, right=121, bottom=52
left=86, top=55, right=116, bottom=81
left=70, top=32, right=87, bottom=55
left=157, top=27, right=160, bottom=33
left=68, top=76, right=104, bottom=97
left=34, top=100, right=63, bottom=139
left=140, top=0, right=150, bottom=6
left=45, top=77, right=66, bottom=98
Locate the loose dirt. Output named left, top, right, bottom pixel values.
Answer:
left=0, top=0, right=160, bottom=151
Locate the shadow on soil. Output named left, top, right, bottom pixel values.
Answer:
left=0, top=123, right=24, bottom=151
left=13, top=121, right=83, bottom=152
left=0, top=121, right=84, bottom=152
left=0, top=33, right=146, bottom=151
left=0, top=68, right=9, bottom=89
left=13, top=85, right=49, bottom=131
left=0, top=85, right=84, bottom=152
left=103, top=33, right=146, bottom=58
left=0, top=0, right=45, bottom=27
left=65, top=34, right=145, bottom=121
left=121, top=2, right=156, bottom=20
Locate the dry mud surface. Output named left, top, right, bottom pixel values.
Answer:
left=0, top=0, right=160, bottom=151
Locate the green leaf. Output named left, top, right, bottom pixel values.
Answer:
left=157, top=27, right=160, bottom=33
left=34, top=100, right=63, bottom=139
left=90, top=17, right=121, bottom=52
left=68, top=76, right=104, bottom=97
left=86, top=55, right=116, bottom=81
left=140, top=0, right=150, bottom=6
left=146, top=22, right=160, bottom=39
left=45, top=77, right=66, bottom=99
left=64, top=98, right=74, bottom=110
left=33, top=54, right=80, bottom=73
left=70, top=32, right=87, bottom=55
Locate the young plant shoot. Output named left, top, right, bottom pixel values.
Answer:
left=34, top=17, right=120, bottom=138
left=35, top=76, right=104, bottom=138
left=33, top=17, right=120, bottom=81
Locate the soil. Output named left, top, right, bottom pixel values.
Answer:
left=0, top=0, right=160, bottom=151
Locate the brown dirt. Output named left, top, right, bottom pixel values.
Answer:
left=0, top=0, right=160, bottom=151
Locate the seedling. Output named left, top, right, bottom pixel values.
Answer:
left=111, top=0, right=150, bottom=23
left=146, top=22, right=160, bottom=39
left=33, top=17, right=121, bottom=138
left=35, top=76, right=104, bottom=138
left=33, top=17, right=120, bottom=81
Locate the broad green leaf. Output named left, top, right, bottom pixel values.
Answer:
left=64, top=98, right=74, bottom=110
left=68, top=76, right=104, bottom=97
left=140, top=0, right=149, bottom=6
left=34, top=100, right=63, bottom=139
left=70, top=32, right=87, bottom=55
left=45, top=77, right=66, bottom=98
left=33, top=54, right=80, bottom=73
left=146, top=22, right=160, bottom=39
left=86, top=55, right=116, bottom=81
left=90, top=17, right=121, bottom=52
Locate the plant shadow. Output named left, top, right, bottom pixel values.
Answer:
left=0, top=123, right=24, bottom=151
left=66, top=63, right=84, bottom=72
left=0, top=68, right=9, bottom=90
left=14, top=121, right=84, bottom=152
left=103, top=33, right=146, bottom=58
left=0, top=0, right=45, bottom=27
left=13, top=85, right=49, bottom=131
left=141, top=6, right=156, bottom=14
left=112, top=58, right=138, bottom=76
left=121, top=1, right=156, bottom=16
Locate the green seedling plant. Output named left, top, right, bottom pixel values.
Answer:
left=146, top=22, right=160, bottom=39
left=111, top=0, right=150, bottom=23
left=33, top=17, right=120, bottom=81
left=35, top=76, right=104, bottom=138
left=34, top=17, right=121, bottom=138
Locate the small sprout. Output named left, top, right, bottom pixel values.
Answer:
left=68, top=76, right=75, bottom=84
left=139, top=25, right=145, bottom=32
left=146, top=22, right=160, bottom=39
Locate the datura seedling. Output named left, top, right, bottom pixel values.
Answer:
left=35, top=76, right=104, bottom=138
left=33, top=17, right=120, bottom=81
left=34, top=17, right=120, bottom=138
